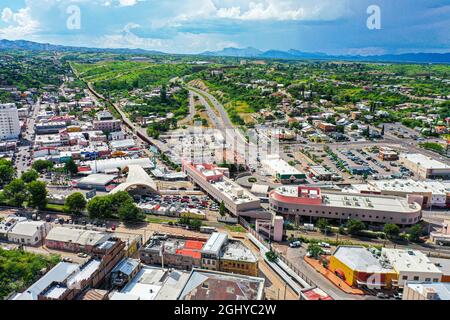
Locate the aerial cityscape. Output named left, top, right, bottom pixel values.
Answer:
left=0, top=0, right=449, bottom=307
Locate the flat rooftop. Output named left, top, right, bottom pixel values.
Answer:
left=78, top=174, right=116, bottom=186
left=201, top=232, right=227, bottom=256
left=401, top=153, right=450, bottom=170
left=119, top=266, right=190, bottom=300
left=406, top=282, right=450, bottom=300
left=382, top=248, right=443, bottom=274
left=368, top=179, right=449, bottom=195
left=221, top=241, right=258, bottom=263
left=178, top=269, right=265, bottom=300
left=274, top=186, right=421, bottom=213
left=262, top=156, right=303, bottom=175
left=213, top=178, right=260, bottom=205
left=145, top=236, right=205, bottom=260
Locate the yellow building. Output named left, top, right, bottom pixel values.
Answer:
left=329, top=246, right=397, bottom=289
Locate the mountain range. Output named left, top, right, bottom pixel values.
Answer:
left=200, top=46, right=450, bottom=64
left=1, top=39, right=449, bottom=64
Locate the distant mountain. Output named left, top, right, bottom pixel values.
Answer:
left=201, top=47, right=450, bottom=64
left=0, top=39, right=166, bottom=55
left=1, top=39, right=449, bottom=64
left=201, top=47, right=263, bottom=58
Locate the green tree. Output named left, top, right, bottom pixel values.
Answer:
left=408, top=224, right=423, bottom=243
left=219, top=201, right=226, bottom=217
left=64, top=192, right=87, bottom=215
left=32, top=160, right=54, bottom=173
left=27, top=181, right=48, bottom=209
left=265, top=250, right=278, bottom=262
left=189, top=218, right=203, bottom=231
left=87, top=196, right=113, bottom=219
left=0, top=159, right=15, bottom=186
left=110, top=191, right=133, bottom=214
left=316, top=218, right=330, bottom=234
left=346, top=219, right=366, bottom=236
left=307, top=244, right=324, bottom=259
left=383, top=223, right=400, bottom=239
left=64, top=159, right=78, bottom=176
left=118, top=200, right=143, bottom=222
left=4, top=179, right=28, bottom=207
left=20, top=169, right=39, bottom=183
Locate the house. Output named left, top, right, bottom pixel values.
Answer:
left=8, top=221, right=52, bottom=246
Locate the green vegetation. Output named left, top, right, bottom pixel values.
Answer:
left=407, top=224, right=423, bottom=243
left=419, top=142, right=446, bottom=155
left=27, top=181, right=48, bottom=210
left=87, top=191, right=144, bottom=222
left=64, top=192, right=87, bottom=215
left=224, top=225, right=246, bottom=233
left=346, top=219, right=366, bottom=236
left=178, top=216, right=203, bottom=231
left=32, top=160, right=54, bottom=173
left=307, top=243, right=324, bottom=259
left=0, top=248, right=60, bottom=299
left=383, top=223, right=401, bottom=239
left=265, top=250, right=279, bottom=263
left=0, top=159, right=15, bottom=187
left=20, top=170, right=39, bottom=183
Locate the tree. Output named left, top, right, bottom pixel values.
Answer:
left=265, top=250, right=278, bottom=263
left=316, top=218, right=330, bottom=234
left=346, top=219, right=366, bottom=236
left=87, top=196, right=113, bottom=219
left=119, top=200, right=143, bottom=222
left=64, top=159, right=78, bottom=176
left=383, top=223, right=400, bottom=239
left=189, top=219, right=203, bottom=231
left=408, top=224, right=422, bottom=243
left=0, top=159, right=15, bottom=186
left=307, top=244, right=324, bottom=259
left=27, top=181, right=48, bottom=209
left=4, top=179, right=28, bottom=207
left=20, top=170, right=39, bottom=183
left=219, top=201, right=226, bottom=217
left=64, top=192, right=87, bottom=215
left=32, top=160, right=54, bottom=173
left=110, top=191, right=133, bottom=214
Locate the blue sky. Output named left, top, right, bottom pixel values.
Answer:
left=0, top=0, right=449, bottom=55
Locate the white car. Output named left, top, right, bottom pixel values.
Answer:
left=289, top=241, right=302, bottom=248
left=319, top=242, right=331, bottom=248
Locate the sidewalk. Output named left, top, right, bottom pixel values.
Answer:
left=304, top=256, right=365, bottom=295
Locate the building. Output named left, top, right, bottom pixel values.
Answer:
left=379, top=147, right=399, bottom=161
left=430, top=220, right=450, bottom=245
left=403, top=282, right=450, bottom=300
left=35, top=122, right=67, bottom=135
left=201, top=232, right=258, bottom=277
left=300, top=287, right=333, bottom=300
left=329, top=246, right=396, bottom=289
left=110, top=258, right=142, bottom=288
left=45, top=227, right=111, bottom=253
left=110, top=265, right=190, bottom=300
left=177, top=269, right=265, bottom=300
left=77, top=174, right=117, bottom=191
left=261, top=154, right=306, bottom=184
left=330, top=246, right=443, bottom=289
left=269, top=186, right=422, bottom=226
left=400, top=153, right=450, bottom=180
left=0, top=215, right=26, bottom=240
left=8, top=221, right=52, bottom=246
left=309, top=165, right=333, bottom=181
left=183, top=161, right=263, bottom=218
left=139, top=234, right=206, bottom=270
left=0, top=103, right=20, bottom=140
left=383, top=248, right=443, bottom=287
left=80, top=157, right=154, bottom=174
left=13, top=238, right=125, bottom=300
left=93, top=119, right=122, bottom=132
left=319, top=122, right=337, bottom=132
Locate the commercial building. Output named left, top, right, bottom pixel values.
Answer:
left=201, top=232, right=258, bottom=277
left=403, top=282, right=450, bottom=300
left=110, top=258, right=142, bottom=288
left=35, top=122, right=67, bottom=135
left=261, top=154, right=306, bottom=184
left=329, top=246, right=443, bottom=289
left=379, top=147, right=399, bottom=161
left=93, top=119, right=122, bottom=132
left=139, top=234, right=206, bottom=270
left=430, top=220, right=450, bottom=245
left=400, top=153, right=450, bottom=180
left=177, top=269, right=265, bottom=300
left=45, top=227, right=111, bottom=253
left=183, top=161, right=262, bottom=218
left=8, top=221, right=52, bottom=246
left=77, top=174, right=117, bottom=191
left=0, top=103, right=20, bottom=140
left=0, top=215, right=26, bottom=240
left=269, top=186, right=422, bottom=226
left=110, top=265, right=190, bottom=300
left=13, top=238, right=125, bottom=300
left=309, top=165, right=333, bottom=181
left=79, top=157, right=154, bottom=174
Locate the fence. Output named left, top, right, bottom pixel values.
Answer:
left=239, top=217, right=316, bottom=288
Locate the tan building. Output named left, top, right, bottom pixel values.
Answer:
left=400, top=153, right=450, bottom=180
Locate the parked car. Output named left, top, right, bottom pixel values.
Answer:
left=289, top=241, right=302, bottom=248
left=319, top=242, right=331, bottom=248
left=376, top=292, right=389, bottom=299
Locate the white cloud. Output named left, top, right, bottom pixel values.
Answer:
left=118, top=0, right=138, bottom=7
left=0, top=7, right=40, bottom=39
left=1, top=8, right=13, bottom=23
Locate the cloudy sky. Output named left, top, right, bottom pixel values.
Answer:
left=0, top=0, right=449, bottom=55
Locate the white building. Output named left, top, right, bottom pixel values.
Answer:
left=0, top=103, right=21, bottom=140
left=383, top=248, right=443, bottom=287
left=261, top=154, right=306, bottom=184
left=400, top=153, right=450, bottom=180
left=8, top=221, right=52, bottom=246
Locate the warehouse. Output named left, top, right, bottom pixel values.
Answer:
left=400, top=153, right=450, bottom=180
left=8, top=221, right=52, bottom=246
left=77, top=174, right=117, bottom=191
left=45, top=227, right=110, bottom=253
left=262, top=154, right=306, bottom=184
